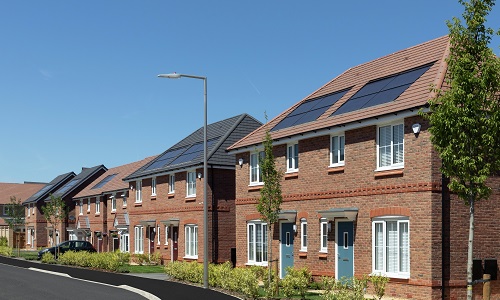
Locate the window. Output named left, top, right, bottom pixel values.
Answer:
left=134, top=226, right=144, bottom=254
left=187, top=171, right=196, bottom=197
left=122, top=195, right=127, bottom=207
left=320, top=219, right=328, bottom=253
left=27, top=205, right=30, bottom=217
left=185, top=225, right=198, bottom=258
left=87, top=199, right=91, bottom=212
left=157, top=225, right=161, bottom=245
left=136, top=180, right=142, bottom=203
left=151, top=177, right=157, bottom=196
left=372, top=217, right=410, bottom=278
left=111, top=196, right=116, bottom=211
left=378, top=123, right=404, bottom=170
left=79, top=200, right=83, bottom=215
left=95, top=198, right=100, bottom=214
left=164, top=226, right=169, bottom=245
left=31, top=203, right=34, bottom=215
left=27, top=228, right=32, bottom=245
left=330, top=134, right=345, bottom=166
left=169, top=174, right=175, bottom=194
left=287, top=143, right=299, bottom=172
left=120, top=232, right=130, bottom=253
left=300, top=219, right=307, bottom=252
left=250, top=151, right=265, bottom=185
left=247, top=221, right=268, bottom=265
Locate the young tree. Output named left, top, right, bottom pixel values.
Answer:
left=425, top=1, right=500, bottom=298
left=41, top=194, right=67, bottom=258
left=256, top=120, right=283, bottom=296
left=5, top=196, right=25, bottom=257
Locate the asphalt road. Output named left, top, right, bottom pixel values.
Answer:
left=0, top=256, right=239, bottom=300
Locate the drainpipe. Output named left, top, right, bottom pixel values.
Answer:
left=442, top=173, right=450, bottom=300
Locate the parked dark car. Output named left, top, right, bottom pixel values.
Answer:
left=37, top=240, right=96, bottom=259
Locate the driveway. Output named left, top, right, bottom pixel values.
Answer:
left=0, top=256, right=239, bottom=300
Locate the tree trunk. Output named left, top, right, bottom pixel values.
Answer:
left=267, top=224, right=273, bottom=296
left=467, top=198, right=475, bottom=300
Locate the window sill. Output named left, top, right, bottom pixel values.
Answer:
left=371, top=272, right=410, bottom=280
left=246, top=262, right=268, bottom=267
left=374, top=168, right=404, bottom=178
left=318, top=253, right=328, bottom=259
left=95, top=213, right=101, bottom=216
left=111, top=211, right=116, bottom=214
left=183, top=256, right=198, bottom=261
left=327, top=166, right=345, bottom=174
left=299, top=252, right=307, bottom=258
left=134, top=202, right=142, bottom=207
left=284, top=172, right=298, bottom=180
left=185, top=197, right=196, bottom=202
left=151, top=195, right=157, bottom=200
left=248, top=184, right=263, bottom=192
left=167, top=193, right=175, bottom=199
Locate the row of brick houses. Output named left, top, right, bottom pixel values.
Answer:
left=0, top=35, right=498, bottom=299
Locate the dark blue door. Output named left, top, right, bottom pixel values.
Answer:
left=337, top=221, right=354, bottom=279
left=280, top=223, right=294, bottom=278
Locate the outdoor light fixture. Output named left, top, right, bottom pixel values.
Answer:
left=412, top=123, right=421, bottom=135
left=158, top=72, right=209, bottom=289
left=198, top=172, right=202, bottom=179
left=238, top=158, right=244, bottom=167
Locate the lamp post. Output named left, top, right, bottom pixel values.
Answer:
left=157, top=73, right=209, bottom=289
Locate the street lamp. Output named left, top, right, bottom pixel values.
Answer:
left=157, top=73, right=209, bottom=289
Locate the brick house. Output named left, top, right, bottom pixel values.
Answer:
left=0, top=182, right=46, bottom=247
left=227, top=36, right=500, bottom=300
left=71, top=156, right=156, bottom=252
left=23, top=166, right=106, bottom=249
left=122, top=113, right=261, bottom=264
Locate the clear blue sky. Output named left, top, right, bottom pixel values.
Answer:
left=1, top=1, right=499, bottom=184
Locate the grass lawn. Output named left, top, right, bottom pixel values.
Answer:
left=123, top=264, right=165, bottom=273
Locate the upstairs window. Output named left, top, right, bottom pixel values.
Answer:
left=79, top=200, right=83, bottom=215
left=330, top=134, right=345, bottom=166
left=186, top=171, right=196, bottom=197
left=378, top=123, right=404, bottom=170
left=151, top=177, right=157, bottom=196
left=250, top=151, right=264, bottom=185
left=136, top=180, right=142, bottom=203
left=169, top=174, right=175, bottom=194
left=287, top=143, right=299, bottom=172
left=96, top=198, right=100, bottom=214
left=111, top=196, right=116, bottom=212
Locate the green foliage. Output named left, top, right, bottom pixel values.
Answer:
left=369, top=275, right=390, bottom=300
left=280, top=266, right=312, bottom=299
left=0, top=246, right=13, bottom=256
left=57, top=251, right=127, bottom=272
left=424, top=0, right=500, bottom=204
left=41, top=194, right=67, bottom=249
left=320, top=276, right=368, bottom=300
left=164, top=261, right=260, bottom=299
left=5, top=196, right=25, bottom=230
left=0, top=237, right=8, bottom=247
left=41, top=251, right=56, bottom=264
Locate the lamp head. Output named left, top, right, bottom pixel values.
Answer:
left=158, top=73, right=181, bottom=79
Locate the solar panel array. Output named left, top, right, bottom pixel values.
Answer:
left=143, top=138, right=218, bottom=172
left=331, top=63, right=433, bottom=116
left=31, top=184, right=54, bottom=199
left=91, top=174, right=117, bottom=190
left=55, top=179, right=80, bottom=195
left=271, top=88, right=351, bottom=131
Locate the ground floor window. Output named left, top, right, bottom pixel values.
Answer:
left=185, top=224, right=198, bottom=258
left=372, top=217, right=409, bottom=278
left=120, top=232, right=130, bottom=253
left=134, top=226, right=143, bottom=254
left=247, top=221, right=268, bottom=266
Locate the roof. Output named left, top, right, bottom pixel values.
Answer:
left=0, top=182, right=47, bottom=205
left=48, top=165, right=107, bottom=200
left=23, top=172, right=76, bottom=204
left=73, top=156, right=157, bottom=199
left=228, top=36, right=450, bottom=151
left=124, top=113, right=262, bottom=181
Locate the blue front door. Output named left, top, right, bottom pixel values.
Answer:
left=280, top=222, right=294, bottom=278
left=337, top=221, right=354, bottom=280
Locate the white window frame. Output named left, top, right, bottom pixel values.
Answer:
left=164, top=225, right=169, bottom=245
left=157, top=225, right=161, bottom=245
left=185, top=224, right=198, bottom=259
left=120, top=232, right=130, bottom=253
left=134, top=226, right=144, bottom=254
left=27, top=205, right=30, bottom=217
left=169, top=174, right=175, bottom=194
left=300, top=219, right=307, bottom=252
left=247, top=221, right=268, bottom=266
left=330, top=134, right=345, bottom=167
left=151, top=177, right=157, bottom=196
left=87, top=198, right=91, bottom=212
left=32, top=203, right=35, bottom=215
left=286, top=143, right=299, bottom=173
left=122, top=194, right=127, bottom=207
left=79, top=200, right=83, bottom=215
left=377, top=122, right=404, bottom=171
left=136, top=180, right=142, bottom=203
left=372, top=217, right=410, bottom=279
left=186, top=171, right=196, bottom=197
left=27, top=227, right=32, bottom=245
left=250, top=151, right=265, bottom=185
left=320, top=219, right=328, bottom=253
left=111, top=196, right=116, bottom=212
left=95, top=198, right=100, bottom=214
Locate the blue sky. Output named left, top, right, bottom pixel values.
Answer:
left=1, top=1, right=499, bottom=184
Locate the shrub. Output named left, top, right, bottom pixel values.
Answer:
left=41, top=251, right=56, bottom=264
left=369, top=275, right=390, bottom=300
left=281, top=266, right=312, bottom=299
left=320, top=276, right=367, bottom=300
left=0, top=237, right=8, bottom=247
left=0, top=246, right=12, bottom=256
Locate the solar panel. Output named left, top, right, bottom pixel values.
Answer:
left=143, top=146, right=188, bottom=171
left=169, top=139, right=217, bottom=166
left=31, top=184, right=54, bottom=199
left=331, top=63, right=434, bottom=117
left=56, top=179, right=80, bottom=195
left=91, top=174, right=117, bottom=189
left=272, top=88, right=351, bottom=131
